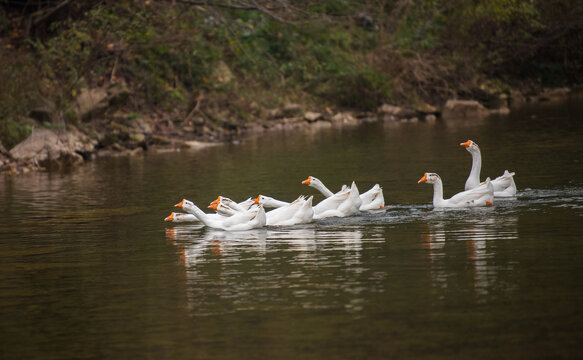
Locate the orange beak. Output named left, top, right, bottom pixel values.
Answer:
left=301, top=176, right=312, bottom=185
left=209, top=196, right=221, bottom=206
left=174, top=199, right=185, bottom=208
left=253, top=195, right=261, bottom=205
left=486, top=201, right=494, bottom=206
left=379, top=204, right=384, bottom=209
left=418, top=173, right=428, bottom=183
left=208, top=203, right=218, bottom=211
left=164, top=213, right=174, bottom=221
left=460, top=140, right=471, bottom=148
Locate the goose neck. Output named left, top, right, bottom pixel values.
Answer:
left=266, top=198, right=290, bottom=208
left=183, top=203, right=211, bottom=226
left=432, top=178, right=445, bottom=206
left=469, top=148, right=482, bottom=181
left=312, top=181, right=335, bottom=198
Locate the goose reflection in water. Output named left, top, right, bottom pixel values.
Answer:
left=423, top=215, right=518, bottom=299
left=165, top=225, right=367, bottom=315
left=166, top=227, right=268, bottom=264
left=165, top=225, right=364, bottom=262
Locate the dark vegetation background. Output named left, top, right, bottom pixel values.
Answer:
left=1, top=0, right=582, bottom=148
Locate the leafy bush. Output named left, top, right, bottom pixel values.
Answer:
left=0, top=0, right=581, bottom=138
left=0, top=51, right=38, bottom=148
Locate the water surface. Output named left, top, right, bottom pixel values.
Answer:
left=1, top=97, right=582, bottom=359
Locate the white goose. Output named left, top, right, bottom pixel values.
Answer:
left=302, top=176, right=337, bottom=197
left=302, top=176, right=384, bottom=210
left=164, top=212, right=198, bottom=223
left=175, top=199, right=266, bottom=231
left=209, top=196, right=255, bottom=211
left=358, top=184, right=386, bottom=210
left=418, top=172, right=494, bottom=208
left=208, top=202, right=244, bottom=217
left=302, top=176, right=363, bottom=213
left=165, top=204, right=235, bottom=222
left=254, top=195, right=314, bottom=226
left=307, top=184, right=361, bottom=219
left=252, top=195, right=290, bottom=209
left=166, top=196, right=246, bottom=223
left=460, top=140, right=517, bottom=197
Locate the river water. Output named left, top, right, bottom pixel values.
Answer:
left=1, top=97, right=582, bottom=359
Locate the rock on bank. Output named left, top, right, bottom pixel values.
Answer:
left=7, top=129, right=97, bottom=172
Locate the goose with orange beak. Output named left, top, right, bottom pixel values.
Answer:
left=208, top=196, right=254, bottom=212
left=418, top=172, right=494, bottom=208
left=175, top=198, right=266, bottom=231
left=208, top=202, right=242, bottom=217
left=460, top=140, right=517, bottom=197
left=164, top=212, right=198, bottom=223
left=300, top=179, right=361, bottom=219
left=166, top=198, right=239, bottom=223
left=253, top=195, right=290, bottom=209
left=253, top=195, right=314, bottom=226
left=302, top=176, right=384, bottom=210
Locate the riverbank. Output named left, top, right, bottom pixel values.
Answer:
left=2, top=1, right=581, bottom=175
left=0, top=85, right=576, bottom=176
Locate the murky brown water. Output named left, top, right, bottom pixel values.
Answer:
left=1, top=96, right=583, bottom=359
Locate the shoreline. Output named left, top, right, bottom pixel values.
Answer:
left=0, top=86, right=577, bottom=176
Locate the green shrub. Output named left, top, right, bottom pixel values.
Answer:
left=1, top=0, right=580, bottom=137
left=0, top=118, right=33, bottom=150
left=0, top=51, right=38, bottom=149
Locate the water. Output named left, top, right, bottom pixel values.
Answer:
left=1, top=96, right=583, bottom=359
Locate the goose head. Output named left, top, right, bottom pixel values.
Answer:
left=254, top=194, right=268, bottom=205
left=209, top=196, right=237, bottom=207
left=209, top=196, right=221, bottom=207
left=174, top=199, right=198, bottom=215
left=174, top=199, right=193, bottom=208
left=253, top=194, right=281, bottom=207
left=164, top=213, right=176, bottom=221
left=460, top=140, right=480, bottom=154
left=215, top=203, right=237, bottom=217
left=302, top=176, right=322, bottom=188
left=165, top=212, right=196, bottom=222
left=418, top=172, right=441, bottom=184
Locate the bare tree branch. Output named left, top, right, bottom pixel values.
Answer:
left=31, top=0, right=74, bottom=25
